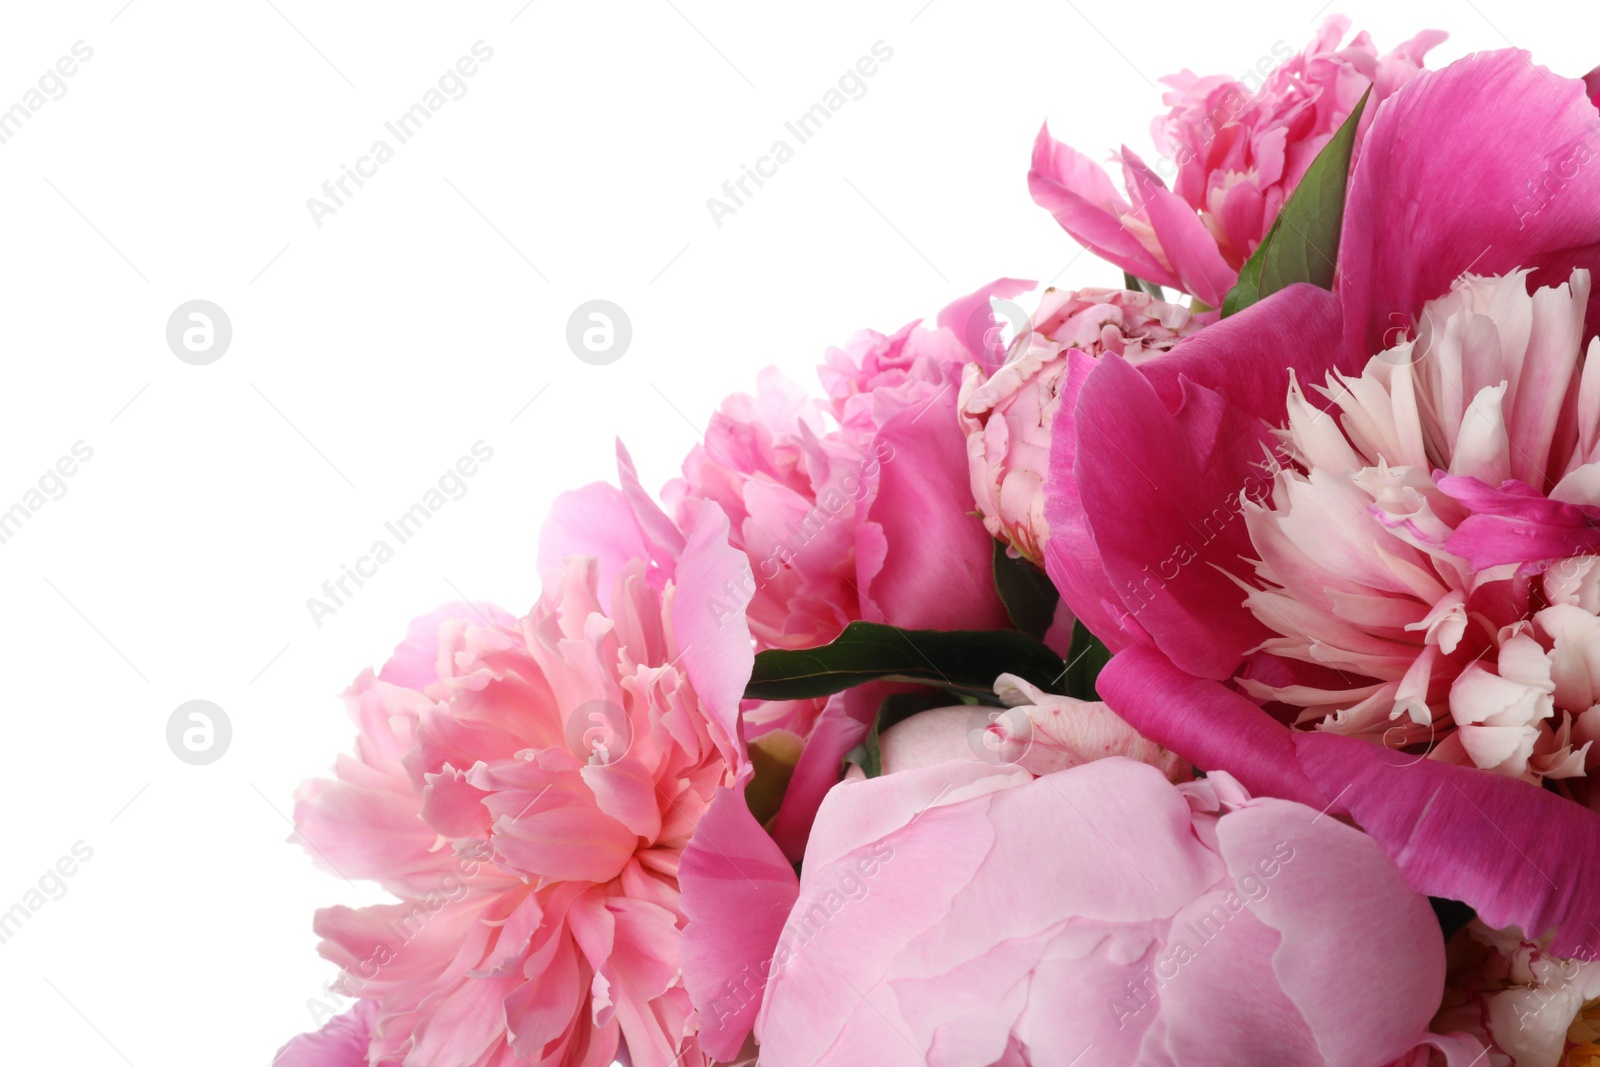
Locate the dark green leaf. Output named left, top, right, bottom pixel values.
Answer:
left=747, top=621, right=1065, bottom=702
left=1064, top=620, right=1112, bottom=701
left=1221, top=86, right=1370, bottom=317
left=992, top=539, right=1059, bottom=641
left=1122, top=270, right=1166, bottom=301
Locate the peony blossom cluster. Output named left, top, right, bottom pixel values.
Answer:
left=274, top=14, right=1600, bottom=1067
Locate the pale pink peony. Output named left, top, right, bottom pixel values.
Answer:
left=959, top=287, right=1202, bottom=564
left=1029, top=16, right=1444, bottom=304
left=753, top=756, right=1479, bottom=1066
left=1434, top=921, right=1600, bottom=1067
left=1236, top=270, right=1600, bottom=788
left=285, top=506, right=754, bottom=1067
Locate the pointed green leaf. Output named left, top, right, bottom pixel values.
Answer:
left=1221, top=86, right=1370, bottom=317
left=746, top=621, right=1065, bottom=702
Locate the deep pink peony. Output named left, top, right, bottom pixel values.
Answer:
left=752, top=756, right=1479, bottom=1066
left=1049, top=50, right=1600, bottom=957
left=958, top=287, right=1203, bottom=566
left=283, top=504, right=756, bottom=1067
left=1029, top=16, right=1443, bottom=305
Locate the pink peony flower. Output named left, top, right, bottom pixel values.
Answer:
left=1435, top=921, right=1600, bottom=1067
left=1050, top=50, right=1600, bottom=958
left=753, top=756, right=1478, bottom=1066
left=1233, top=270, right=1598, bottom=785
left=959, top=287, right=1202, bottom=566
left=541, top=280, right=1044, bottom=871
left=1029, top=16, right=1444, bottom=305
left=286, top=505, right=755, bottom=1067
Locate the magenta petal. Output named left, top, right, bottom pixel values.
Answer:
left=1043, top=350, right=1131, bottom=648
left=1294, top=732, right=1600, bottom=960
left=1340, top=50, right=1600, bottom=360
left=1028, top=124, right=1180, bottom=290
left=271, top=1001, right=377, bottom=1067
left=378, top=601, right=515, bottom=690
left=1117, top=147, right=1235, bottom=308
left=679, top=786, right=800, bottom=1060
left=1138, top=283, right=1347, bottom=426
left=671, top=501, right=756, bottom=770
left=1072, top=355, right=1273, bottom=677
left=1438, top=474, right=1600, bottom=568
left=765, top=685, right=879, bottom=862
left=1586, top=63, right=1600, bottom=107
left=1097, top=646, right=1326, bottom=808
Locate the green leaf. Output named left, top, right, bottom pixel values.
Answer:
left=1064, top=620, right=1112, bottom=701
left=746, top=621, right=1065, bottom=702
left=1220, top=86, right=1371, bottom=318
left=992, top=539, right=1059, bottom=641
left=1122, top=270, right=1166, bottom=301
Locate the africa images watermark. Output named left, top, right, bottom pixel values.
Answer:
left=0, top=41, right=94, bottom=147
left=0, top=441, right=95, bottom=547
left=0, top=841, right=95, bottom=947
left=306, top=41, right=495, bottom=229
left=1109, top=839, right=1297, bottom=1029
left=705, top=40, right=895, bottom=229
left=305, top=441, right=495, bottom=627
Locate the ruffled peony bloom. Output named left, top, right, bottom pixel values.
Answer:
left=284, top=505, right=756, bottom=1067
left=541, top=280, right=1042, bottom=869
left=1050, top=50, right=1600, bottom=958
left=1435, top=921, right=1600, bottom=1067
left=1029, top=16, right=1444, bottom=305
left=753, top=756, right=1479, bottom=1066
left=1235, top=270, right=1598, bottom=785
left=959, top=287, right=1202, bottom=566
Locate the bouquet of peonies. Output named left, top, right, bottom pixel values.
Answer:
left=275, top=17, right=1600, bottom=1067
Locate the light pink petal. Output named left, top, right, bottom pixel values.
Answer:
left=679, top=786, right=800, bottom=1060
left=670, top=499, right=756, bottom=772
left=765, top=685, right=880, bottom=863
left=934, top=277, right=1036, bottom=367
left=1217, top=799, right=1445, bottom=1067
left=1340, top=50, right=1600, bottom=361
left=271, top=1001, right=377, bottom=1067
left=378, top=601, right=516, bottom=690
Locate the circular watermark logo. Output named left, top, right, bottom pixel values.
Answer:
left=166, top=699, right=232, bottom=765
left=965, top=705, right=1033, bottom=766
left=566, top=300, right=631, bottom=365
left=166, top=300, right=232, bottom=365
left=963, top=297, right=1032, bottom=369
left=565, top=699, right=631, bottom=765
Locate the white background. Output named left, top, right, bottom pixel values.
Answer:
left=0, top=1, right=1585, bottom=1062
